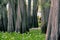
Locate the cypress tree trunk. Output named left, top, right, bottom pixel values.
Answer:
left=0, top=5, right=4, bottom=31
left=2, top=5, right=7, bottom=32
left=12, top=0, right=16, bottom=30
left=19, top=0, right=27, bottom=33
left=46, top=0, right=59, bottom=40
left=0, top=1, right=7, bottom=31
left=15, top=0, right=22, bottom=32
left=27, top=0, right=31, bottom=29
left=7, top=1, right=14, bottom=32
left=33, top=0, right=38, bottom=27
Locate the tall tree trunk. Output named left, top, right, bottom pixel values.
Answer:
left=46, top=0, right=59, bottom=40
left=15, top=0, right=22, bottom=32
left=0, top=5, right=4, bottom=31
left=12, top=0, right=16, bottom=31
left=19, top=0, right=27, bottom=33
left=0, top=2, right=7, bottom=32
left=27, top=0, right=31, bottom=29
left=33, top=0, right=38, bottom=27
left=7, top=1, right=14, bottom=32
left=2, top=5, right=7, bottom=32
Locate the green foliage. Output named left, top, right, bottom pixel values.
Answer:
left=0, top=29, right=45, bottom=40
left=44, top=2, right=50, bottom=8
left=41, top=0, right=50, bottom=10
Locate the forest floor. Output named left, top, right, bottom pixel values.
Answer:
left=0, top=28, right=45, bottom=40
left=30, top=27, right=41, bottom=30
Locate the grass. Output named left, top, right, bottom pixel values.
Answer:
left=0, top=29, right=45, bottom=40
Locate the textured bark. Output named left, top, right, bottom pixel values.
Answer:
left=46, top=0, right=59, bottom=40
left=27, top=0, right=31, bottom=29
left=7, top=1, right=14, bottom=32
left=0, top=2, right=7, bottom=31
left=15, top=0, right=22, bottom=32
left=2, top=6, right=7, bottom=32
left=12, top=0, right=16, bottom=30
left=33, top=0, right=38, bottom=27
left=0, top=5, right=4, bottom=31
left=19, top=0, right=27, bottom=33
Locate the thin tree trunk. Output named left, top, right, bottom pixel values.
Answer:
left=33, top=0, right=38, bottom=27
left=2, top=6, right=7, bottom=32
left=58, top=0, right=60, bottom=39
left=0, top=6, right=4, bottom=31
left=27, top=0, right=31, bottom=29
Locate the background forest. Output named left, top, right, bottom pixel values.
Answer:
left=0, top=0, right=59, bottom=40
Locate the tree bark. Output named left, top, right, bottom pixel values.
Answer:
left=46, top=0, right=59, bottom=40
left=19, top=0, right=27, bottom=33
left=15, top=0, right=22, bottom=32
left=33, top=0, right=38, bottom=27
left=2, top=5, right=7, bottom=32
left=7, top=1, right=14, bottom=32
left=0, top=1, right=7, bottom=32
left=26, top=0, right=31, bottom=29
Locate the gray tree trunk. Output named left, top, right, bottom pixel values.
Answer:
left=19, top=0, right=27, bottom=33
left=46, top=0, right=59, bottom=40
left=0, top=5, right=4, bottom=31
left=0, top=2, right=7, bottom=31
left=33, top=0, right=38, bottom=27
left=27, top=0, right=31, bottom=29
left=15, top=0, right=22, bottom=32
left=2, top=5, right=7, bottom=32
left=7, top=1, right=14, bottom=32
